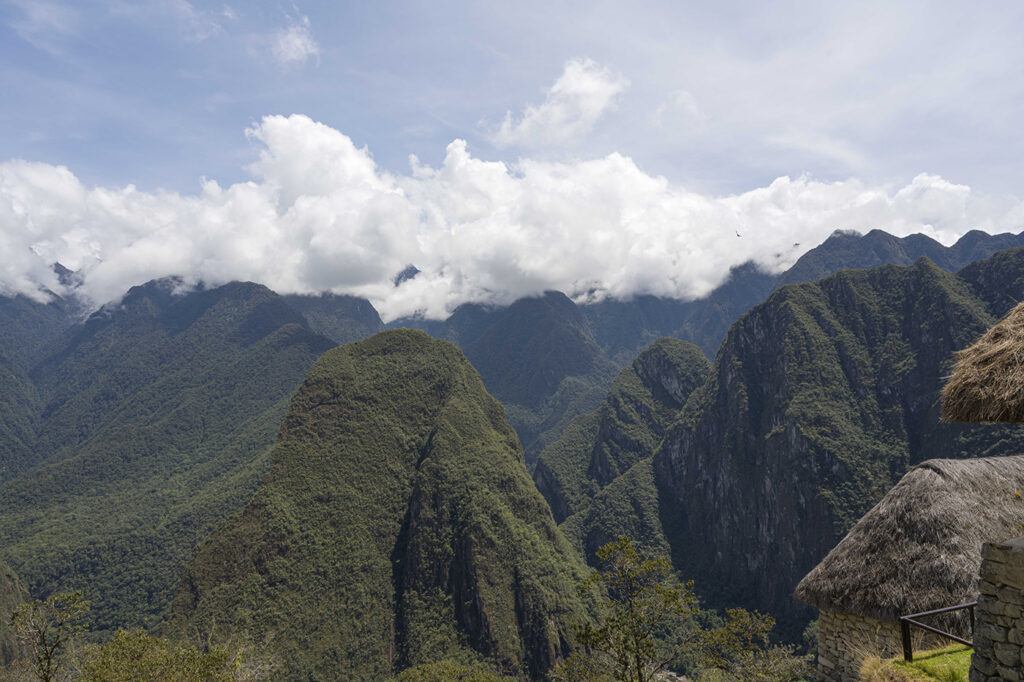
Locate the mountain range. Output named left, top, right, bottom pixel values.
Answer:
left=1, top=228, right=1024, bottom=676
left=536, top=245, right=1024, bottom=641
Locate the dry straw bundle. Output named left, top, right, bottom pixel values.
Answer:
left=795, top=456, right=1024, bottom=624
left=942, top=301, right=1024, bottom=423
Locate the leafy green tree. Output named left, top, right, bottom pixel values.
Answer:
left=78, top=629, right=274, bottom=681
left=554, top=537, right=812, bottom=682
left=10, top=591, right=89, bottom=682
left=694, top=608, right=810, bottom=681
left=394, top=659, right=513, bottom=681
left=569, top=536, right=698, bottom=682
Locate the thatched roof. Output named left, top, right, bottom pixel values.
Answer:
left=942, top=302, right=1024, bottom=423
left=795, top=455, right=1024, bottom=622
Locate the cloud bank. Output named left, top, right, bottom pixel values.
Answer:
left=2, top=114, right=1023, bottom=319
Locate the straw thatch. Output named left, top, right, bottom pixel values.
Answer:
left=795, top=455, right=1024, bottom=622
left=942, top=301, right=1024, bottom=423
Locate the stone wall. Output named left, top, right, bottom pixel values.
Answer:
left=817, top=610, right=903, bottom=681
left=971, top=536, right=1024, bottom=681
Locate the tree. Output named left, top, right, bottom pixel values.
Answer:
left=568, top=536, right=698, bottom=682
left=694, top=608, right=810, bottom=681
left=78, top=629, right=275, bottom=682
left=552, top=537, right=812, bottom=682
left=10, top=591, right=89, bottom=682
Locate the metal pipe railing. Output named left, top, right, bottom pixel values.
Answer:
left=899, top=601, right=977, bottom=662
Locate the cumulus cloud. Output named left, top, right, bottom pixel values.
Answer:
left=2, top=114, right=1023, bottom=318
left=271, top=14, right=319, bottom=66
left=488, top=58, right=629, bottom=147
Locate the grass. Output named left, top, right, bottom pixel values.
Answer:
left=860, top=645, right=972, bottom=681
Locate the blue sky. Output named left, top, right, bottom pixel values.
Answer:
left=3, top=1, right=1024, bottom=317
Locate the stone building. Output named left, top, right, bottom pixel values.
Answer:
left=795, top=455, right=1024, bottom=681
left=941, top=300, right=1024, bottom=681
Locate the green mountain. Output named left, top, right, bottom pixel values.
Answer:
left=536, top=246, right=1024, bottom=642
left=653, top=251, right=1024, bottom=639
left=586, top=228, right=1024, bottom=361
left=0, top=558, right=27, bottom=667
left=775, top=228, right=1024, bottom=287
left=392, top=230, right=1024, bottom=472
left=0, top=280, right=336, bottom=634
left=393, top=292, right=619, bottom=467
left=167, top=330, right=590, bottom=681
left=533, top=338, right=710, bottom=530
left=0, top=293, right=75, bottom=483
left=281, top=292, right=384, bottom=344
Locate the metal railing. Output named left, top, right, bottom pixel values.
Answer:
left=899, top=601, right=977, bottom=662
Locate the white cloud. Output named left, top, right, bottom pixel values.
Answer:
left=2, top=115, right=1023, bottom=318
left=271, top=14, right=319, bottom=66
left=488, top=58, right=629, bottom=148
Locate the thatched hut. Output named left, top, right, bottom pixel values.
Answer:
left=795, top=455, right=1024, bottom=681
left=942, top=301, right=1024, bottom=423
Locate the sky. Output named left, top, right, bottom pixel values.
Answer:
left=2, top=0, right=1024, bottom=319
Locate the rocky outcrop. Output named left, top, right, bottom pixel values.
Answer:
left=654, top=255, right=1024, bottom=640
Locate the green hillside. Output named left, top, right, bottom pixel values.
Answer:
left=281, top=292, right=384, bottom=344
left=0, top=292, right=74, bottom=483
left=0, top=280, right=336, bottom=634
left=533, top=337, right=710, bottom=530
left=0, top=558, right=27, bottom=667
left=168, top=330, right=591, bottom=680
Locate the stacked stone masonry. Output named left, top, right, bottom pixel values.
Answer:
left=972, top=536, right=1024, bottom=682
left=817, top=610, right=903, bottom=681
left=817, top=610, right=958, bottom=681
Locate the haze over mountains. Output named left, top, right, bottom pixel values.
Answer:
left=1, top=227, right=1024, bottom=678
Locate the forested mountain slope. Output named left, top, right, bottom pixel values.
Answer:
left=168, top=330, right=590, bottom=681
left=535, top=247, right=1024, bottom=643
left=281, top=292, right=384, bottom=344
left=0, top=559, right=27, bottom=667
left=392, top=230, right=1024, bottom=469
left=533, top=338, right=710, bottom=535
left=0, top=280, right=337, bottom=633
left=657, top=251, right=1024, bottom=639
left=0, top=293, right=75, bottom=482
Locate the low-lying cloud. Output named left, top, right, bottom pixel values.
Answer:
left=2, top=114, right=1023, bottom=320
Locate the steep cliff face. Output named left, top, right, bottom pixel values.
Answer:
left=653, top=255, right=1024, bottom=639
left=168, top=330, right=590, bottom=681
left=533, top=338, right=711, bottom=558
